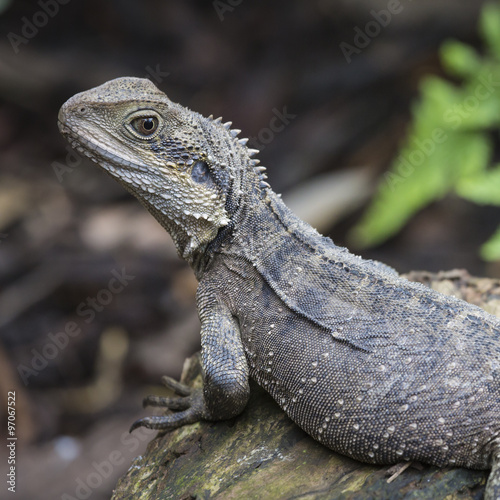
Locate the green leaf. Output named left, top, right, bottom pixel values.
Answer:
left=455, top=70, right=500, bottom=130
left=416, top=77, right=462, bottom=130
left=480, top=2, right=500, bottom=58
left=352, top=1, right=500, bottom=259
left=440, top=40, right=482, bottom=78
left=453, top=131, right=492, bottom=177
left=350, top=132, right=491, bottom=249
left=481, top=224, right=500, bottom=260
left=350, top=137, right=450, bottom=248
left=456, top=163, right=500, bottom=205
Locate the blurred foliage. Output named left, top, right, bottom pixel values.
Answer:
left=351, top=2, right=500, bottom=261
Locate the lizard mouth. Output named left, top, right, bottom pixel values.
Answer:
left=58, top=120, right=104, bottom=164
left=57, top=118, right=152, bottom=178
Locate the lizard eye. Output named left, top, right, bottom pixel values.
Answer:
left=130, top=116, right=159, bottom=137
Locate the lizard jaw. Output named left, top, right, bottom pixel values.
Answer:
left=58, top=105, right=230, bottom=266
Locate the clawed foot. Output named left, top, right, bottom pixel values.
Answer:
left=130, top=375, right=205, bottom=433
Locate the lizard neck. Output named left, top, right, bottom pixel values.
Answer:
left=190, top=159, right=270, bottom=278
left=228, top=182, right=329, bottom=262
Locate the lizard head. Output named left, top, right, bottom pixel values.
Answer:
left=58, top=77, right=263, bottom=266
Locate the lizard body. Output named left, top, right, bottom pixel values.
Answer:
left=58, top=77, right=500, bottom=499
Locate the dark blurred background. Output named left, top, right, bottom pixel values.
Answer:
left=0, top=1, right=497, bottom=498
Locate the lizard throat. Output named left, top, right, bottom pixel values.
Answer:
left=58, top=122, right=227, bottom=268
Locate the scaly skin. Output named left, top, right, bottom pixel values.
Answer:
left=59, top=77, right=500, bottom=499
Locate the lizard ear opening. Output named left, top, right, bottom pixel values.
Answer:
left=191, top=161, right=215, bottom=188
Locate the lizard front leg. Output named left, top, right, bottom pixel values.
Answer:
left=130, top=288, right=250, bottom=432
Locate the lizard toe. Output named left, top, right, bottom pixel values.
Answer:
left=129, top=406, right=202, bottom=433
left=142, top=394, right=191, bottom=410
left=161, top=375, right=192, bottom=396
left=131, top=388, right=207, bottom=433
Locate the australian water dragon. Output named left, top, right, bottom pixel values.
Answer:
left=58, top=77, right=500, bottom=499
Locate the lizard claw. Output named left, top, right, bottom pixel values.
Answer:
left=130, top=378, right=205, bottom=433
